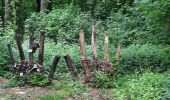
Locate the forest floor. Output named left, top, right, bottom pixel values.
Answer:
left=0, top=77, right=56, bottom=100
left=0, top=77, right=110, bottom=100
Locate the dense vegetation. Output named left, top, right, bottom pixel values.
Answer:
left=0, top=0, right=170, bottom=100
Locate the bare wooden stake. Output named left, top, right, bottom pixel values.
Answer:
left=7, top=43, right=15, bottom=66
left=48, top=55, right=60, bottom=83
left=38, top=31, right=45, bottom=65
left=104, top=32, right=109, bottom=62
left=116, top=44, right=120, bottom=64
left=64, top=55, right=78, bottom=81
left=79, top=29, right=91, bottom=82
left=29, top=28, right=34, bottom=65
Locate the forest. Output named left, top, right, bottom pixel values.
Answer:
left=0, top=0, right=170, bottom=100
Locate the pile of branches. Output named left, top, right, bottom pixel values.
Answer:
left=12, top=59, right=44, bottom=77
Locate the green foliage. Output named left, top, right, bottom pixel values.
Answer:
left=107, top=0, right=170, bottom=46
left=40, top=77, right=89, bottom=100
left=110, top=71, right=169, bottom=100
left=0, top=37, right=10, bottom=76
left=5, top=77, right=25, bottom=88
left=25, top=5, right=92, bottom=44
left=93, top=71, right=115, bottom=88
left=117, top=44, right=170, bottom=74
left=28, top=72, right=49, bottom=87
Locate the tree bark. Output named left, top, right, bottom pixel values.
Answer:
left=79, top=29, right=91, bottom=82
left=38, top=31, right=45, bottom=65
left=48, top=55, right=60, bottom=83
left=104, top=32, right=109, bottom=62
left=64, top=55, right=78, bottom=81
left=7, top=43, right=15, bottom=66
left=29, top=28, right=34, bottom=65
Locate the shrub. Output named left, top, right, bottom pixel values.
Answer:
left=117, top=44, right=170, bottom=74
left=0, top=37, right=10, bottom=76
left=28, top=72, right=49, bottom=87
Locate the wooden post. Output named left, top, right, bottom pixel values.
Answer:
left=7, top=43, right=15, bottom=66
left=79, top=29, right=91, bottom=82
left=104, top=32, right=109, bottom=62
left=64, top=55, right=78, bottom=81
left=48, top=55, right=60, bottom=83
left=38, top=31, right=45, bottom=65
left=116, top=44, right=120, bottom=64
left=91, top=25, right=97, bottom=60
left=29, top=28, right=34, bottom=65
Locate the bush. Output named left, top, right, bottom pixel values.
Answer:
left=111, top=71, right=167, bottom=100
left=118, top=44, right=170, bottom=74
left=0, top=37, right=10, bottom=76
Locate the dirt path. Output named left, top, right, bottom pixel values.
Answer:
left=0, top=77, right=56, bottom=100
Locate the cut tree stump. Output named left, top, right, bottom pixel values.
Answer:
left=64, top=55, right=78, bottom=81
left=48, top=55, right=60, bottom=83
left=79, top=29, right=91, bottom=82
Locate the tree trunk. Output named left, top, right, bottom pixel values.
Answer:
left=7, top=43, right=15, bottom=66
left=104, top=32, right=109, bottom=62
left=64, top=55, right=78, bottom=81
left=38, top=31, right=45, bottom=65
left=47, top=0, right=52, bottom=11
left=14, top=0, right=25, bottom=61
left=1, top=0, right=5, bottom=32
left=79, top=29, right=91, bottom=82
left=4, top=0, right=9, bottom=27
left=48, top=55, right=60, bottom=83
left=41, top=0, right=47, bottom=11
left=14, top=33, right=25, bottom=61
left=29, top=28, right=34, bottom=65
left=36, top=0, right=41, bottom=12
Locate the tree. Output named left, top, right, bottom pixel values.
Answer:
left=14, top=0, right=25, bottom=61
